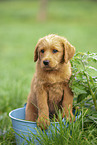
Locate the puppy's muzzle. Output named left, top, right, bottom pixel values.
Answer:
left=43, top=60, right=49, bottom=66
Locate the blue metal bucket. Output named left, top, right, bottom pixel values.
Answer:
left=9, top=105, right=81, bottom=145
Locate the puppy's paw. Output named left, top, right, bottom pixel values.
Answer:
left=66, top=115, right=75, bottom=122
left=37, top=116, right=50, bottom=130
left=62, top=111, right=75, bottom=122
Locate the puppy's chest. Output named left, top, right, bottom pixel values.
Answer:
left=46, top=83, right=64, bottom=107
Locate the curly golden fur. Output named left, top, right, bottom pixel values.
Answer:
left=25, top=34, right=75, bottom=129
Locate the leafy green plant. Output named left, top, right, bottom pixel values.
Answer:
left=70, top=52, right=97, bottom=124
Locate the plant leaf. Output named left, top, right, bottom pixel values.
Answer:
left=88, top=66, right=97, bottom=71
left=77, top=93, right=88, bottom=103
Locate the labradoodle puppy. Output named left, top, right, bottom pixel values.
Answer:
left=25, top=34, right=75, bottom=129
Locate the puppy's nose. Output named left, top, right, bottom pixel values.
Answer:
left=43, top=60, right=49, bottom=66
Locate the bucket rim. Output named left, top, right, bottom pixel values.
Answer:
left=9, top=107, right=81, bottom=124
left=9, top=107, right=60, bottom=124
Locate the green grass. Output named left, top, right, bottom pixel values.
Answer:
left=0, top=0, right=97, bottom=144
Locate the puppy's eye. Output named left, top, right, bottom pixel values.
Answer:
left=41, top=49, right=44, bottom=53
left=53, top=49, right=58, bottom=53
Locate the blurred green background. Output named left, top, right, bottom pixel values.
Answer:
left=0, top=0, right=97, bottom=109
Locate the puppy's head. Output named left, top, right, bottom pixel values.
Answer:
left=34, top=34, right=75, bottom=71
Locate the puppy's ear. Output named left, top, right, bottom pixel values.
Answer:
left=34, top=38, right=43, bottom=62
left=34, top=44, right=38, bottom=62
left=62, top=39, right=75, bottom=63
left=34, top=46, right=38, bottom=62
